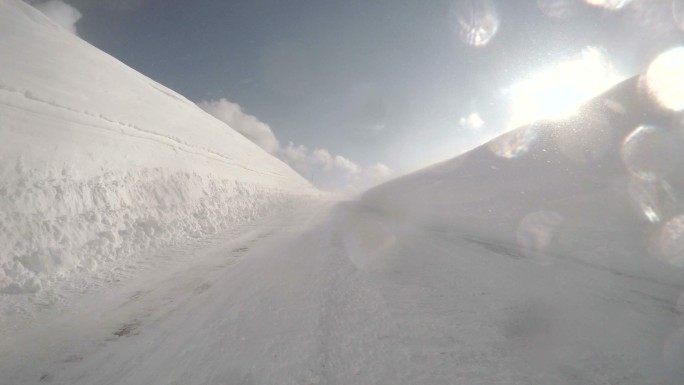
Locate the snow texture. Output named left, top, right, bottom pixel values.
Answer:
left=0, top=0, right=314, bottom=295
left=2, top=0, right=684, bottom=383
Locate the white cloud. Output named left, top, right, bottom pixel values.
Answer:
left=288, top=145, right=396, bottom=191
left=460, top=112, right=484, bottom=129
left=284, top=145, right=360, bottom=175
left=368, top=163, right=393, bottom=180
left=290, top=147, right=360, bottom=175
left=34, top=0, right=82, bottom=35
left=357, top=163, right=395, bottom=188
left=282, top=142, right=309, bottom=167
left=334, top=155, right=360, bottom=174
left=312, top=149, right=334, bottom=170
left=280, top=144, right=371, bottom=191
left=335, top=163, right=398, bottom=196
left=198, top=98, right=280, bottom=154
left=196, top=98, right=380, bottom=192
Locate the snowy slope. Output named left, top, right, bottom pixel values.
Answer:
left=363, top=76, right=684, bottom=282
left=353, top=77, right=684, bottom=382
left=2, top=1, right=684, bottom=382
left=0, top=0, right=313, bottom=295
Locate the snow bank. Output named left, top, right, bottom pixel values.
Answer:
left=362, top=77, right=684, bottom=282
left=0, top=0, right=315, bottom=294
left=0, top=168, right=305, bottom=294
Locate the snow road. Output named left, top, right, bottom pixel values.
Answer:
left=2, top=199, right=682, bottom=385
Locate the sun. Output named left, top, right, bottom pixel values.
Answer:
left=507, top=47, right=624, bottom=129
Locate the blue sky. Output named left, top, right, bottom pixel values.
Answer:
left=30, top=0, right=683, bottom=190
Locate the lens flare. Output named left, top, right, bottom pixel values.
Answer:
left=657, top=215, right=684, bottom=267
left=507, top=47, right=623, bottom=128
left=628, top=178, right=661, bottom=223
left=640, top=201, right=661, bottom=223
left=585, top=0, right=632, bottom=10
left=645, top=47, right=684, bottom=111
left=627, top=177, right=680, bottom=224
left=621, top=125, right=681, bottom=181
left=537, top=0, right=580, bottom=18
left=489, top=126, right=538, bottom=158
left=451, top=0, right=500, bottom=47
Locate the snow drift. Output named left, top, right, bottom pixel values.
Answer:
left=363, top=76, right=684, bottom=285
left=0, top=0, right=314, bottom=294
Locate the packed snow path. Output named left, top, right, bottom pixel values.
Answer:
left=2, top=199, right=682, bottom=385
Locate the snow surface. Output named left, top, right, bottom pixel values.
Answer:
left=2, top=0, right=684, bottom=383
left=0, top=0, right=314, bottom=296
left=2, top=74, right=683, bottom=383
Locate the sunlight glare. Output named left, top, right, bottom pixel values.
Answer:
left=644, top=46, right=684, bottom=112
left=507, top=47, right=622, bottom=129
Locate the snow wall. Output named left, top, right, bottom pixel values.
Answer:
left=0, top=0, right=315, bottom=294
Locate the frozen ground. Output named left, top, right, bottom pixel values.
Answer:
left=2, top=195, right=683, bottom=384
left=3, top=77, right=684, bottom=383
left=1, top=0, right=683, bottom=384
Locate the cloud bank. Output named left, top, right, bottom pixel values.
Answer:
left=200, top=98, right=395, bottom=192
left=282, top=144, right=361, bottom=175
left=281, top=143, right=394, bottom=192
